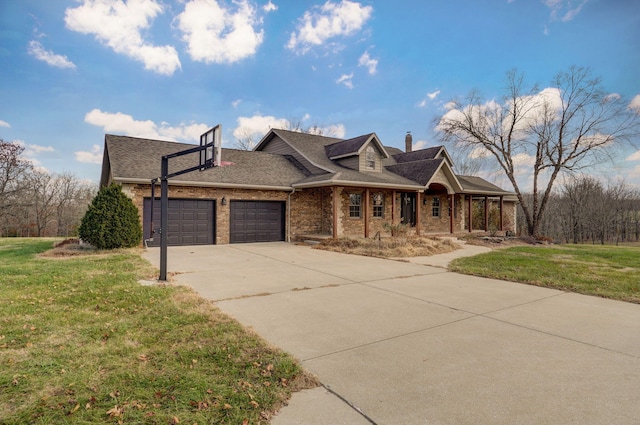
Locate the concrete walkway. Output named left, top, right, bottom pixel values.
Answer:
left=141, top=243, right=640, bottom=425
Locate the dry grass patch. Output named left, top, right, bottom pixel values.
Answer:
left=314, top=236, right=460, bottom=258
left=1, top=238, right=317, bottom=424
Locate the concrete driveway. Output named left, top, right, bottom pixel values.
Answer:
left=142, top=243, right=640, bottom=425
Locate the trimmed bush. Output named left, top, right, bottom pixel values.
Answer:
left=78, top=183, right=142, bottom=249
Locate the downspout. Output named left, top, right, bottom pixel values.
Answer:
left=287, top=187, right=296, bottom=242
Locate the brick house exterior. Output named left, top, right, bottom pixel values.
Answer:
left=100, top=129, right=517, bottom=246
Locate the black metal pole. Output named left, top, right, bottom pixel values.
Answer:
left=149, top=179, right=156, bottom=240
left=160, top=157, right=169, bottom=281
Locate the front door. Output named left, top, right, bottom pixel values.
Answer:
left=400, top=192, right=416, bottom=227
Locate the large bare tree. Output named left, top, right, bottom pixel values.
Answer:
left=0, top=139, right=32, bottom=223
left=437, top=67, right=639, bottom=237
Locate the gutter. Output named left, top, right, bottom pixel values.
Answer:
left=293, top=180, right=424, bottom=191
left=113, top=177, right=294, bottom=192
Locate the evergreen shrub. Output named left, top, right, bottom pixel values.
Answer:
left=78, top=183, right=142, bottom=249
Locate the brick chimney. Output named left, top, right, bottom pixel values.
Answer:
left=405, top=131, right=412, bottom=153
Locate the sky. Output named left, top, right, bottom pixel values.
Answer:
left=1, top=0, right=639, bottom=189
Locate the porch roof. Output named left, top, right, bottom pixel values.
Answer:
left=457, top=175, right=516, bottom=196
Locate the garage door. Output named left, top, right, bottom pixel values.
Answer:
left=230, top=201, right=285, bottom=243
left=143, top=198, right=215, bottom=246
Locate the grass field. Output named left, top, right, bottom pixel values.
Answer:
left=450, top=244, right=640, bottom=304
left=0, top=239, right=315, bottom=424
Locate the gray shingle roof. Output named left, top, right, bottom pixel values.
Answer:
left=325, top=133, right=373, bottom=158
left=386, top=158, right=444, bottom=186
left=102, top=134, right=307, bottom=188
left=101, top=131, right=515, bottom=197
left=457, top=175, right=513, bottom=195
left=392, top=147, right=442, bottom=164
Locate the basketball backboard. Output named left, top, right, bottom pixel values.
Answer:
left=199, top=124, right=221, bottom=170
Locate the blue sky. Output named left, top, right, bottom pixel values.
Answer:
left=1, top=0, right=639, bottom=187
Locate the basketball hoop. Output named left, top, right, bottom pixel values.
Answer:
left=153, top=124, right=222, bottom=281
left=200, top=124, right=221, bottom=170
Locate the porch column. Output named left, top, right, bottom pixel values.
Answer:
left=364, top=188, right=370, bottom=238
left=484, top=195, right=489, bottom=231
left=332, top=186, right=339, bottom=239
left=392, top=190, right=396, bottom=223
left=468, top=195, right=472, bottom=233
left=416, top=191, right=421, bottom=236
left=449, top=194, right=454, bottom=234
left=499, top=195, right=504, bottom=231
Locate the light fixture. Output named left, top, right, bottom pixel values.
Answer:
left=221, top=197, right=227, bottom=206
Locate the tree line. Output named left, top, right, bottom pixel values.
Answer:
left=517, top=176, right=640, bottom=244
left=0, top=139, right=96, bottom=237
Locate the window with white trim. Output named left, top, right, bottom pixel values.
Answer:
left=349, top=193, right=362, bottom=218
left=373, top=193, right=384, bottom=218
left=365, top=146, right=376, bottom=170
left=432, top=197, right=440, bottom=217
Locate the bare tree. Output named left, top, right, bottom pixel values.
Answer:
left=56, top=174, right=96, bottom=237
left=25, top=170, right=61, bottom=237
left=437, top=67, right=639, bottom=237
left=233, top=128, right=260, bottom=150
left=0, top=139, right=32, bottom=223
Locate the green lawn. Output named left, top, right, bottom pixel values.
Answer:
left=0, top=239, right=315, bottom=424
left=450, top=244, right=640, bottom=303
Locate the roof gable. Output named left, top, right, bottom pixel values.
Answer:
left=255, top=129, right=342, bottom=174
left=385, top=156, right=463, bottom=193
left=325, top=133, right=389, bottom=160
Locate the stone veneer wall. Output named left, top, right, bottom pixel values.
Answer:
left=420, top=194, right=452, bottom=233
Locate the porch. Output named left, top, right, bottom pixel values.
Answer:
left=289, top=186, right=516, bottom=241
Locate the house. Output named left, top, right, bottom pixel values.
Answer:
left=100, top=128, right=517, bottom=246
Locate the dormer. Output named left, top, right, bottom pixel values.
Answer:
left=325, top=133, right=389, bottom=172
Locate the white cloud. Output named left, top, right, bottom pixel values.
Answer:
left=358, top=51, right=377, bottom=75
left=232, top=99, right=242, bottom=108
left=233, top=114, right=346, bottom=140
left=0, top=119, right=10, bottom=128
left=468, top=146, right=491, bottom=160
left=14, top=140, right=56, bottom=157
left=336, top=73, right=354, bottom=89
left=440, top=87, right=565, bottom=137
left=629, top=94, right=640, bottom=114
left=413, top=140, right=428, bottom=150
left=263, top=1, right=277, bottom=12
left=233, top=114, right=289, bottom=140
left=28, top=40, right=76, bottom=69
left=84, top=109, right=208, bottom=142
left=417, top=90, right=441, bottom=108
left=542, top=0, right=588, bottom=34
left=64, top=0, right=181, bottom=75
left=627, top=150, right=640, bottom=161
left=176, top=0, right=264, bottom=64
left=75, top=144, right=103, bottom=164
left=287, top=0, right=373, bottom=54
left=309, top=123, right=346, bottom=138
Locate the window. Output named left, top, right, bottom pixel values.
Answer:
left=432, top=197, right=440, bottom=217
left=349, top=193, right=362, bottom=218
left=373, top=193, right=384, bottom=218
left=365, top=146, right=376, bottom=170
